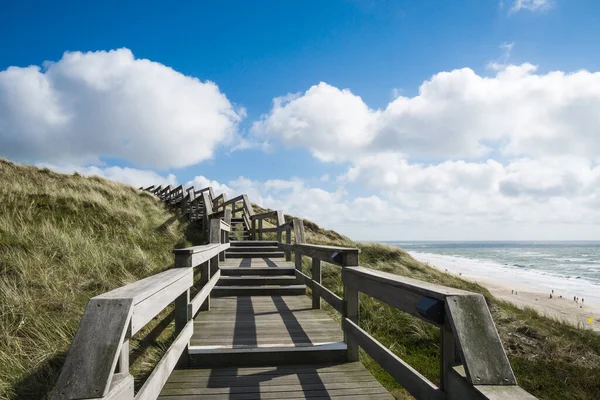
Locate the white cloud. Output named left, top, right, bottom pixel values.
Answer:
left=252, top=83, right=379, bottom=162
left=510, top=0, right=552, bottom=13
left=41, top=164, right=177, bottom=188
left=253, top=64, right=600, bottom=163
left=0, top=49, right=243, bottom=169
left=186, top=175, right=234, bottom=197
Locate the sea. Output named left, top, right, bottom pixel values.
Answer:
left=386, top=241, right=600, bottom=305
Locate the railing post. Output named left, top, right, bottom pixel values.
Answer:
left=293, top=219, right=306, bottom=244
left=199, top=261, right=210, bottom=311
left=285, top=228, right=292, bottom=261
left=295, top=249, right=302, bottom=273
left=312, top=258, right=321, bottom=309
left=343, top=283, right=359, bottom=362
left=116, top=340, right=129, bottom=373
left=276, top=211, right=284, bottom=243
left=258, top=219, right=263, bottom=240
left=175, top=289, right=190, bottom=367
left=342, top=249, right=360, bottom=362
left=441, top=319, right=460, bottom=393
left=174, top=251, right=192, bottom=367
left=209, top=219, right=220, bottom=274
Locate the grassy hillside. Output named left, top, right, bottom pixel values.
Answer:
left=2, top=160, right=599, bottom=399
left=255, top=208, right=600, bottom=400
left=0, top=159, right=199, bottom=399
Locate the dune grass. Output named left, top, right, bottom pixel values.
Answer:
left=0, top=159, right=200, bottom=399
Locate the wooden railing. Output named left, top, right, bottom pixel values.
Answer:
left=51, top=220, right=231, bottom=400
left=276, top=225, right=536, bottom=400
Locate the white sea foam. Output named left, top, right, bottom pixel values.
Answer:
left=409, top=251, right=600, bottom=305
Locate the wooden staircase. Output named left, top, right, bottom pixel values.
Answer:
left=51, top=184, right=537, bottom=400
left=213, top=241, right=305, bottom=297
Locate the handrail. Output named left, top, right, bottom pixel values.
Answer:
left=52, top=222, right=232, bottom=400
left=274, top=224, right=535, bottom=400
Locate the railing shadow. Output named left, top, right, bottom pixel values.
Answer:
left=11, top=352, right=66, bottom=400
left=233, top=297, right=257, bottom=347
left=272, top=296, right=312, bottom=345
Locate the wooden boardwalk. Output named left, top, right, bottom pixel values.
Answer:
left=53, top=184, right=536, bottom=400
left=159, top=256, right=391, bottom=399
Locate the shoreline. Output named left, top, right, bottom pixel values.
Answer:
left=409, top=251, right=600, bottom=332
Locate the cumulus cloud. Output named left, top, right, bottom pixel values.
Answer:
left=186, top=175, right=234, bottom=197
left=41, top=164, right=177, bottom=187
left=252, top=64, right=600, bottom=162
left=0, top=49, right=243, bottom=169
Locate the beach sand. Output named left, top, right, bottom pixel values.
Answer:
left=409, top=252, right=600, bottom=332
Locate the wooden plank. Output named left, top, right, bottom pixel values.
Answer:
left=294, top=244, right=359, bottom=267
left=161, top=380, right=385, bottom=395
left=173, top=243, right=223, bottom=268
left=87, top=373, right=134, bottom=400
left=446, top=295, right=516, bottom=385
left=131, top=269, right=193, bottom=335
left=210, top=219, right=221, bottom=244
left=190, top=270, right=221, bottom=316
left=252, top=211, right=277, bottom=220
left=344, top=266, right=473, bottom=301
left=51, top=298, right=133, bottom=400
left=312, top=281, right=343, bottom=314
left=475, top=385, right=538, bottom=399
left=311, top=258, right=321, bottom=309
left=344, top=283, right=359, bottom=362
left=97, top=268, right=190, bottom=304
left=219, top=220, right=230, bottom=232
left=135, top=320, right=194, bottom=400
left=343, top=318, right=443, bottom=400
left=293, top=219, right=306, bottom=244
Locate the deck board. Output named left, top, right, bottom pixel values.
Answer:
left=191, top=296, right=343, bottom=347
left=158, top=363, right=393, bottom=399
left=158, top=256, right=392, bottom=399
left=220, top=258, right=294, bottom=268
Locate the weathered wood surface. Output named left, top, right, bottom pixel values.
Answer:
left=446, top=295, right=516, bottom=385
left=135, top=321, right=194, bottom=400
left=294, top=270, right=343, bottom=314
left=52, top=299, right=134, bottom=400
left=191, top=296, right=343, bottom=348
left=293, top=244, right=359, bottom=266
left=158, top=362, right=393, bottom=399
left=189, top=270, right=221, bottom=317
left=343, top=318, right=443, bottom=400
left=448, top=366, right=536, bottom=400
left=220, top=257, right=294, bottom=268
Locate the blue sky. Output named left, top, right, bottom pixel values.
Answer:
left=2, top=0, right=600, bottom=240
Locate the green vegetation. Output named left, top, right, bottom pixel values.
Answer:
left=0, top=159, right=200, bottom=399
left=1, top=159, right=599, bottom=399
left=294, top=228, right=600, bottom=400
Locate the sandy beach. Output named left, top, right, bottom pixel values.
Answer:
left=409, top=251, right=600, bottom=332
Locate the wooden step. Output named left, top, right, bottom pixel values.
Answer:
left=227, top=246, right=280, bottom=253
left=219, top=267, right=295, bottom=276
left=225, top=251, right=285, bottom=258
left=230, top=241, right=279, bottom=247
left=211, top=285, right=306, bottom=296
left=218, top=276, right=299, bottom=286
left=187, top=342, right=347, bottom=367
